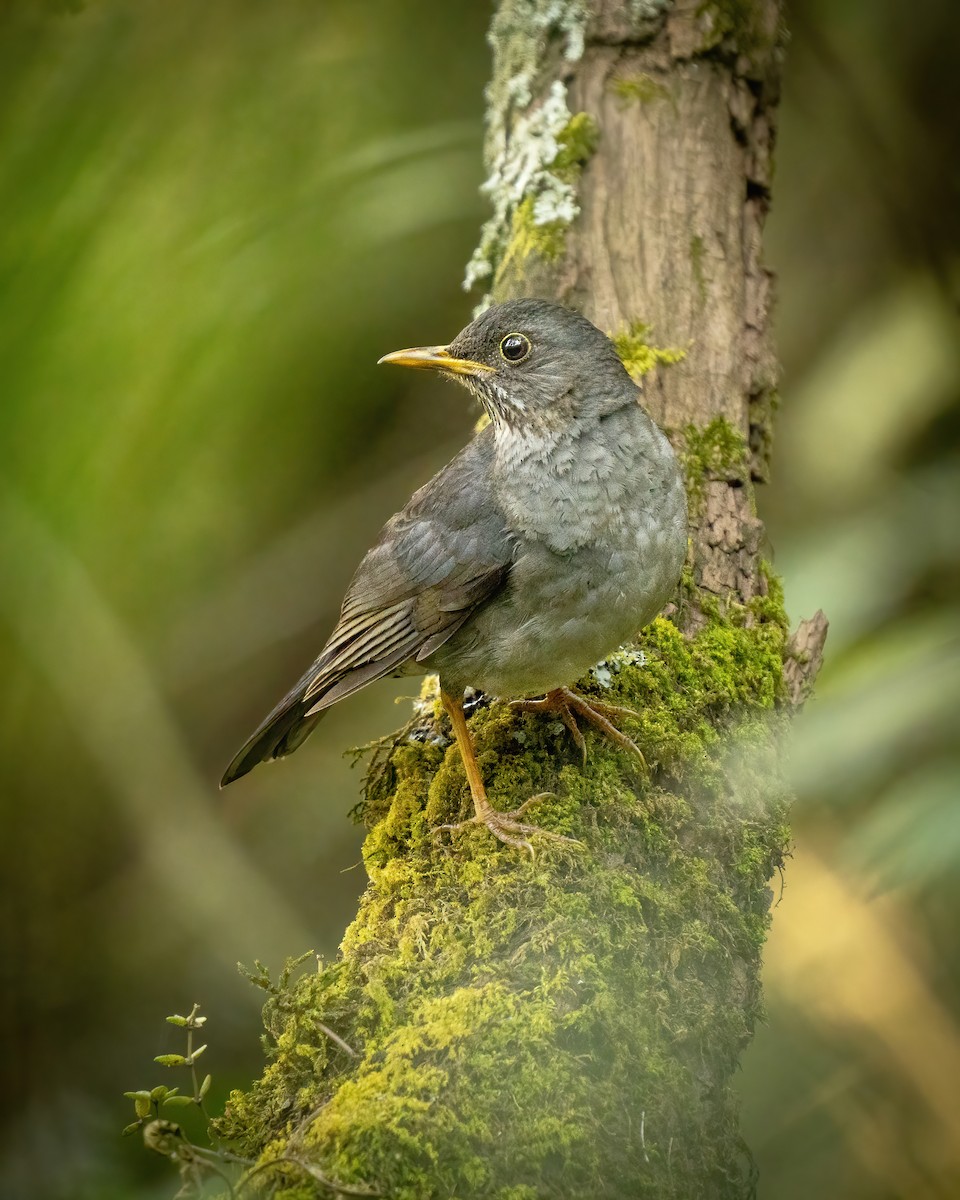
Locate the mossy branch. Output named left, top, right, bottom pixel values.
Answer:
left=212, top=2, right=809, bottom=1198
left=217, top=593, right=791, bottom=1198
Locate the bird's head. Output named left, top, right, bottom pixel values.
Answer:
left=378, top=298, right=636, bottom=429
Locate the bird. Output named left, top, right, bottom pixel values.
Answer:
left=221, top=298, right=688, bottom=852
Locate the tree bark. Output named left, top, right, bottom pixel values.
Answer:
left=217, top=3, right=826, bottom=1197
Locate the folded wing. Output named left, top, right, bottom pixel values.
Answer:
left=221, top=429, right=511, bottom=786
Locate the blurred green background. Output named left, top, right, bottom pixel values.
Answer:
left=0, top=1, right=956, bottom=1198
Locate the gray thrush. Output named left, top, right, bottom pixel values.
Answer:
left=222, top=298, right=687, bottom=851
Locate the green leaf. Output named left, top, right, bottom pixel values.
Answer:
left=121, top=1122, right=142, bottom=1137
left=165, top=1014, right=188, bottom=1027
left=163, top=1095, right=194, bottom=1108
left=154, top=1054, right=186, bottom=1067
left=199, top=1074, right=212, bottom=1099
left=185, top=1044, right=207, bottom=1064
left=123, top=1090, right=152, bottom=1101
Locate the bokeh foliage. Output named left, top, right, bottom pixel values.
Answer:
left=0, top=1, right=957, bottom=1198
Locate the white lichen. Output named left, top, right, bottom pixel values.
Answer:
left=464, top=80, right=579, bottom=291
left=495, top=0, right=589, bottom=103
left=590, top=648, right=648, bottom=688
left=463, top=0, right=589, bottom=291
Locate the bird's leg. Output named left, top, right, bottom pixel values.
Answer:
left=436, top=688, right=576, bottom=856
left=511, top=686, right=646, bottom=768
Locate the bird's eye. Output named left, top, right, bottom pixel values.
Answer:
left=499, top=333, right=531, bottom=363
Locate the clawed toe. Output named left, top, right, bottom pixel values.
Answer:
left=583, top=698, right=640, bottom=721
left=512, top=687, right=647, bottom=769
left=436, top=792, right=579, bottom=856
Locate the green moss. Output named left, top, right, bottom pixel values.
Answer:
left=552, top=110, right=600, bottom=170
left=611, top=319, right=687, bottom=383
left=609, top=73, right=673, bottom=107
left=683, top=416, right=748, bottom=477
left=500, top=195, right=568, bottom=269
left=695, top=0, right=779, bottom=66
left=681, top=415, right=749, bottom=514
left=217, top=569, right=790, bottom=1197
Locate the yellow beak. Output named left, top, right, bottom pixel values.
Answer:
left=377, top=345, right=493, bottom=377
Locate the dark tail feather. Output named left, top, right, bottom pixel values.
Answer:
left=220, top=696, right=327, bottom=788
left=220, top=643, right=414, bottom=787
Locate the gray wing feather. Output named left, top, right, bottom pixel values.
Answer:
left=221, top=427, right=512, bottom=786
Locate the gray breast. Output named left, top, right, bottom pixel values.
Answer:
left=427, top=402, right=687, bottom=698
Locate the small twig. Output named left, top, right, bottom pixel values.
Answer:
left=197, top=1157, right=237, bottom=1200
left=190, top=1144, right=254, bottom=1168
left=314, top=1019, right=358, bottom=1059
left=236, top=1155, right=382, bottom=1198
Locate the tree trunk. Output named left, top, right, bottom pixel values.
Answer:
left=217, top=3, right=825, bottom=1197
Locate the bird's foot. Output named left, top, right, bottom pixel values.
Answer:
left=511, top=686, right=646, bottom=768
left=436, top=793, right=579, bottom=857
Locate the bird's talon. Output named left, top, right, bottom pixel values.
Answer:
left=586, top=699, right=640, bottom=721
left=513, top=687, right=646, bottom=768
left=434, top=794, right=576, bottom=854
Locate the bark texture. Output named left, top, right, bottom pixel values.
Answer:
left=216, top=3, right=826, bottom=1197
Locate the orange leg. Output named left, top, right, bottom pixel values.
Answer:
left=511, top=687, right=646, bottom=768
left=437, top=688, right=577, bottom=856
